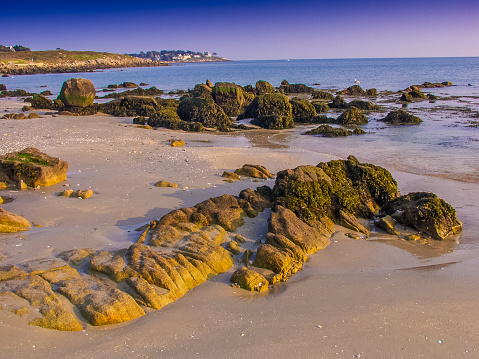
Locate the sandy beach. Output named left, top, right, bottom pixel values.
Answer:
left=1, top=97, right=479, bottom=359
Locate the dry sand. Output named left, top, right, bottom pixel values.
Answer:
left=1, top=99, right=479, bottom=358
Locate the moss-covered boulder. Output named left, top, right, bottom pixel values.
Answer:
left=279, top=83, right=315, bottom=93
left=230, top=268, right=269, bottom=292
left=240, top=93, right=293, bottom=129
left=0, top=148, right=69, bottom=187
left=304, top=124, right=358, bottom=137
left=379, top=110, right=422, bottom=125
left=338, top=85, right=365, bottom=96
left=101, top=96, right=160, bottom=117
left=312, top=91, right=335, bottom=101
left=212, top=82, right=245, bottom=117
left=191, top=84, right=213, bottom=99
left=30, top=94, right=56, bottom=110
left=381, top=192, right=462, bottom=240
left=311, top=100, right=330, bottom=114
left=177, top=97, right=231, bottom=130
left=58, top=78, right=95, bottom=108
left=329, top=95, right=347, bottom=109
left=255, top=80, right=275, bottom=95
left=290, top=98, right=317, bottom=122
left=0, top=208, right=31, bottom=232
left=336, top=106, right=368, bottom=125
left=348, top=100, right=379, bottom=111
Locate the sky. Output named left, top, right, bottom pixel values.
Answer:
left=2, top=0, right=478, bottom=60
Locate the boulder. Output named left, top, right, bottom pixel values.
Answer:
left=121, top=82, right=138, bottom=88
left=290, top=98, right=317, bottom=122
left=347, top=100, right=379, bottom=111
left=255, top=80, right=275, bottom=95
left=304, top=124, right=353, bottom=137
left=191, top=84, right=213, bottom=99
left=206, top=79, right=213, bottom=87
left=0, top=148, right=69, bottom=187
left=336, top=106, right=368, bottom=125
left=381, top=192, right=462, bottom=240
left=379, top=110, right=422, bottom=125
left=71, top=189, right=94, bottom=199
left=338, top=85, right=365, bottom=96
left=311, top=91, right=334, bottom=101
left=375, top=215, right=399, bottom=235
left=155, top=181, right=178, bottom=188
left=234, top=164, right=274, bottom=179
left=240, top=93, right=293, bottom=129
left=227, top=240, right=241, bottom=255
left=311, top=101, right=330, bottom=113
left=230, top=268, right=269, bottom=292
left=177, top=97, right=231, bottom=131
left=222, top=171, right=241, bottom=181
left=102, top=96, right=160, bottom=117
left=329, top=95, right=347, bottom=109
left=58, top=78, right=96, bottom=108
left=279, top=83, right=315, bottom=93
left=0, top=208, right=31, bottom=232
left=169, top=139, right=185, bottom=147
left=30, top=94, right=56, bottom=109
left=2, top=113, right=28, bottom=120
left=212, top=82, right=245, bottom=117
left=252, top=244, right=294, bottom=276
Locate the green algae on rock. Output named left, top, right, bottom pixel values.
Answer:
left=58, top=78, right=96, bottom=108
left=379, top=109, right=422, bottom=125
left=239, top=93, right=294, bottom=129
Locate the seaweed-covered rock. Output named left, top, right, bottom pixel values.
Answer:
left=304, top=124, right=354, bottom=137
left=336, top=106, right=368, bottom=125
left=155, top=181, right=178, bottom=188
left=58, top=78, right=95, bottom=108
left=212, top=82, right=245, bottom=117
left=311, top=91, right=334, bottom=101
left=381, top=192, right=462, bottom=240
left=177, top=97, right=231, bottom=131
left=234, top=164, right=274, bottom=179
left=0, top=84, right=6, bottom=91
left=0, top=148, right=69, bottom=187
left=101, top=96, right=160, bottom=117
left=148, top=109, right=204, bottom=132
left=348, top=100, right=379, bottom=111
left=191, top=84, right=213, bottom=99
left=311, top=100, right=330, bottom=113
left=379, top=110, right=422, bottom=125
left=329, top=95, right=347, bottom=109
left=400, top=89, right=426, bottom=102
left=30, top=94, right=56, bottom=110
left=240, top=94, right=293, bottom=129
left=290, top=98, right=317, bottom=122
left=338, top=85, right=365, bottom=96
left=366, top=88, right=377, bottom=96
left=230, top=268, right=268, bottom=292
left=222, top=171, right=241, bottom=181
left=2, top=113, right=28, bottom=120
left=255, top=80, right=275, bottom=95
left=279, top=83, right=315, bottom=94
left=0, top=208, right=31, bottom=232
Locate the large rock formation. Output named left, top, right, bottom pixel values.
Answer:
left=0, top=148, right=68, bottom=187
left=58, top=78, right=96, bottom=108
left=240, top=93, right=294, bottom=129
left=211, top=82, right=245, bottom=117
left=290, top=98, right=317, bottom=122
left=177, top=97, right=231, bottom=130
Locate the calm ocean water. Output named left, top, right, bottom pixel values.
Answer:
left=2, top=57, right=479, bottom=95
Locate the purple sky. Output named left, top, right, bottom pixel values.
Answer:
left=2, top=0, right=478, bottom=60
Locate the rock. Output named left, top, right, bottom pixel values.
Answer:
left=311, top=91, right=334, bottom=101
left=338, top=210, right=369, bottom=235
left=242, top=249, right=253, bottom=267
left=375, top=215, right=399, bottom=235
left=279, top=83, right=315, bottom=93
left=311, top=101, right=330, bottom=113
left=177, top=97, right=231, bottom=131
left=0, top=148, right=69, bottom=188
left=239, top=188, right=273, bottom=212
left=265, top=233, right=307, bottom=263
left=239, top=93, right=293, bottom=129
left=347, top=100, right=379, bottom=111
left=365, top=88, right=378, bottom=96
left=234, top=234, right=247, bottom=243
left=222, top=171, right=241, bottom=181
left=304, top=124, right=353, bottom=137
left=212, top=82, right=245, bottom=116
left=338, top=85, right=365, bottom=96
left=329, top=95, right=347, bottom=109
left=336, top=106, right=368, bottom=125
left=381, top=192, right=462, bottom=240
left=234, top=164, right=274, bottom=179
left=139, top=82, right=148, bottom=86
left=30, top=94, right=56, bottom=109
left=2, top=113, right=28, bottom=120
left=71, top=189, right=94, bottom=199
left=101, top=96, right=160, bottom=117
left=126, top=277, right=175, bottom=309
left=58, top=189, right=74, bottom=197
left=28, top=112, right=41, bottom=119
left=148, top=111, right=204, bottom=132
left=0, top=84, right=6, bottom=91
left=268, top=206, right=331, bottom=254
left=58, top=248, right=95, bottom=265
left=191, top=84, right=213, bottom=99
left=281, top=80, right=289, bottom=86
left=255, top=80, right=275, bottom=95
left=167, top=139, right=185, bottom=148
left=252, top=243, right=293, bottom=276
left=0, top=208, right=30, bottom=233
left=58, top=78, right=96, bottom=108
left=206, top=79, right=213, bottom=87
left=379, top=110, right=422, bottom=125
left=121, top=82, right=138, bottom=88
left=228, top=240, right=241, bottom=255
left=400, top=89, right=426, bottom=102
left=290, top=98, right=317, bottom=122
left=155, top=181, right=178, bottom=188
left=230, top=268, right=269, bottom=292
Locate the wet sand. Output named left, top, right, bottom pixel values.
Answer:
left=1, top=100, right=479, bottom=358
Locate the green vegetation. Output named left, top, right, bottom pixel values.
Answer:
left=4, top=153, right=51, bottom=166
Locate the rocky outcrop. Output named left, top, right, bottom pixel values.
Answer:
left=381, top=192, right=462, bottom=240
left=0, top=148, right=68, bottom=187
left=191, top=84, right=213, bottom=99
left=279, top=83, right=315, bottom=93
left=58, top=78, right=96, bottom=108
left=336, top=106, right=368, bottom=125
left=291, top=98, right=317, bottom=122
left=255, top=80, right=275, bottom=95
left=239, top=93, right=294, bottom=129
left=338, top=85, right=378, bottom=97
left=177, top=97, right=231, bottom=131
left=379, top=110, right=422, bottom=125
left=329, top=95, right=348, bottom=109
left=311, top=91, right=334, bottom=101
left=211, top=82, right=245, bottom=117
left=304, top=124, right=365, bottom=137
left=347, top=100, right=379, bottom=111
left=311, top=100, right=330, bottom=113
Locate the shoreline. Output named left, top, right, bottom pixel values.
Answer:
left=0, top=96, right=478, bottom=357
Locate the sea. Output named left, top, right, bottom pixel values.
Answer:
left=2, top=56, right=479, bottom=192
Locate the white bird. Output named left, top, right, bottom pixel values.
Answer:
left=354, top=79, right=360, bottom=84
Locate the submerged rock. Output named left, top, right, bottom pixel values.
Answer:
left=0, top=148, right=68, bottom=187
